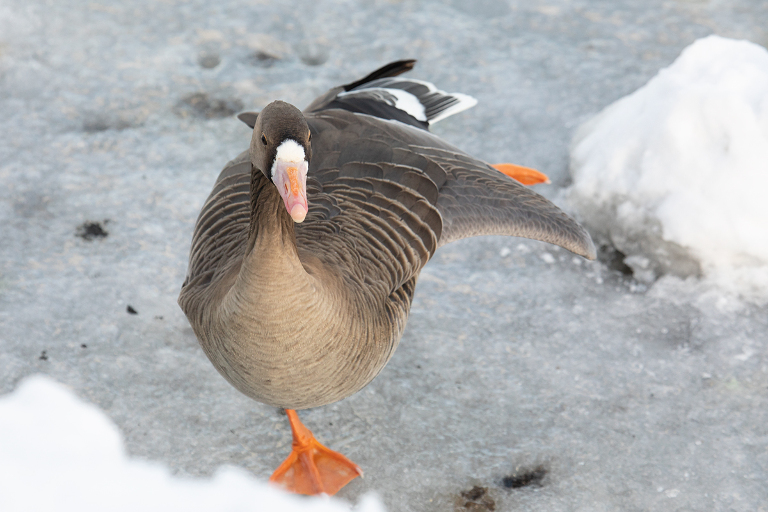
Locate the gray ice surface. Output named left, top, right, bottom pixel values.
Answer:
left=2, top=1, right=767, bottom=510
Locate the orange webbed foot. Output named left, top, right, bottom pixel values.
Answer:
left=492, top=163, right=551, bottom=185
left=269, top=409, right=363, bottom=496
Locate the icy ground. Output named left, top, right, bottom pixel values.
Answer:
left=1, top=1, right=767, bottom=511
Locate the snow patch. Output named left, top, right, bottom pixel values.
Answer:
left=0, top=375, right=385, bottom=512
left=566, top=35, right=768, bottom=302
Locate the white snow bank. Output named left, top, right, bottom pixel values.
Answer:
left=0, top=375, right=384, bottom=512
left=567, top=35, right=768, bottom=300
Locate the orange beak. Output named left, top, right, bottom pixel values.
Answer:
left=274, top=160, right=309, bottom=222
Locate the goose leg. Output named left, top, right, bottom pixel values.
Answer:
left=492, top=163, right=550, bottom=185
left=269, top=409, right=363, bottom=495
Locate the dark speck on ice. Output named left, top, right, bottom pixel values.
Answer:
left=502, top=466, right=547, bottom=489
left=76, top=221, right=109, bottom=241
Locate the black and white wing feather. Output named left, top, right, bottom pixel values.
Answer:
left=303, top=60, right=477, bottom=130
left=334, top=77, right=477, bottom=126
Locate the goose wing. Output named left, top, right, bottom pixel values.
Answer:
left=297, top=110, right=595, bottom=284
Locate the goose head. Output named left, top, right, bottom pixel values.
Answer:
left=249, top=101, right=312, bottom=223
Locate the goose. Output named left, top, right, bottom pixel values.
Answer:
left=178, top=60, right=595, bottom=496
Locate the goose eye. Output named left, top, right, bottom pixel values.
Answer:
left=261, top=134, right=267, bottom=146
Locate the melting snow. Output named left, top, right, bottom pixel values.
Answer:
left=567, top=35, right=768, bottom=301
left=0, top=376, right=384, bottom=512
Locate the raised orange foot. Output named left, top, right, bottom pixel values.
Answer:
left=492, top=163, right=550, bottom=185
left=269, top=409, right=363, bottom=495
